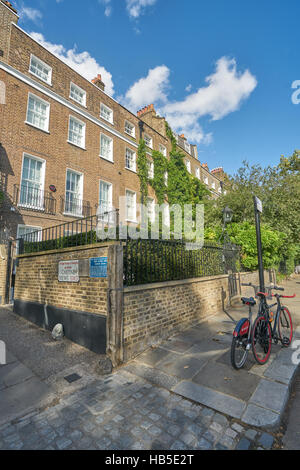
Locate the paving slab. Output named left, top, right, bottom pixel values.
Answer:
left=123, top=363, right=180, bottom=390
left=0, top=362, right=34, bottom=388
left=137, top=347, right=174, bottom=367
left=155, top=354, right=207, bottom=380
left=242, top=404, right=280, bottom=428
left=0, top=376, right=55, bottom=427
left=173, top=381, right=246, bottom=419
left=249, top=379, right=289, bottom=414
left=193, top=361, right=260, bottom=402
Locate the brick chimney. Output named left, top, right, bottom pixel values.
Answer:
left=1, top=0, right=17, bottom=13
left=211, top=167, right=225, bottom=180
left=137, top=104, right=155, bottom=118
left=91, top=74, right=105, bottom=91
left=202, top=162, right=209, bottom=171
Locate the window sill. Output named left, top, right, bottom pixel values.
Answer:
left=67, top=140, right=86, bottom=150
left=100, top=155, right=114, bottom=163
left=124, top=131, right=136, bottom=139
left=24, top=121, right=50, bottom=134
left=100, top=116, right=114, bottom=126
left=125, top=167, right=137, bottom=174
left=63, top=212, right=84, bottom=218
left=69, top=96, right=87, bottom=108
left=18, top=203, right=45, bottom=212
left=29, top=70, right=52, bottom=87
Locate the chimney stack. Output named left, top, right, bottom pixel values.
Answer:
left=1, top=0, right=17, bottom=13
left=137, top=103, right=155, bottom=118
left=91, top=74, right=105, bottom=91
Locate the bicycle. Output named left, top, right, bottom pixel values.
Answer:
left=231, top=293, right=256, bottom=369
left=231, top=283, right=295, bottom=369
left=251, top=286, right=295, bottom=365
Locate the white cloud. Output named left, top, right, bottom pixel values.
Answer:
left=125, top=0, right=157, bottom=18
left=185, top=84, right=192, bottom=92
left=30, top=32, right=115, bottom=96
left=121, top=65, right=170, bottom=110
left=19, top=6, right=42, bottom=23
left=99, top=0, right=112, bottom=17
left=120, top=57, right=257, bottom=144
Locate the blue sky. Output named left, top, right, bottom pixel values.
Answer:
left=14, top=0, right=300, bottom=175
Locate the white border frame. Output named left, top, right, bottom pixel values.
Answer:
left=69, top=81, right=87, bottom=107
left=19, top=152, right=46, bottom=210
left=67, top=115, right=86, bottom=150
left=124, top=119, right=136, bottom=138
left=29, top=54, right=52, bottom=86
left=125, top=147, right=136, bottom=173
left=100, top=132, right=114, bottom=162
left=64, top=168, right=84, bottom=217
left=100, top=102, right=114, bottom=124
left=25, top=92, right=50, bottom=133
left=125, top=189, right=137, bottom=223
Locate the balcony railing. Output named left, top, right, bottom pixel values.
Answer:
left=14, top=184, right=56, bottom=215
left=60, top=196, right=92, bottom=218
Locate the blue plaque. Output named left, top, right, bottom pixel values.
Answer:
left=90, top=257, right=108, bottom=278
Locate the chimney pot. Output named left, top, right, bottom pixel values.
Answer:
left=91, top=74, right=105, bottom=91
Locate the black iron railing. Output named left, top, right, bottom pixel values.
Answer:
left=60, top=196, right=92, bottom=218
left=17, top=210, right=119, bottom=254
left=14, top=184, right=56, bottom=215
left=123, top=239, right=241, bottom=286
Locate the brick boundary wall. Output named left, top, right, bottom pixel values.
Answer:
left=13, top=242, right=122, bottom=357
left=122, top=270, right=274, bottom=362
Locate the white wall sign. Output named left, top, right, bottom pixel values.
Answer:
left=58, top=260, right=79, bottom=282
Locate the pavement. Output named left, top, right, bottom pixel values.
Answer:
left=0, top=277, right=299, bottom=450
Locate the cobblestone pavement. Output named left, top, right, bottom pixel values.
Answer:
left=0, top=369, right=277, bottom=450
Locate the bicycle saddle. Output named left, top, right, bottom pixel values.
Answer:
left=241, top=297, right=256, bottom=306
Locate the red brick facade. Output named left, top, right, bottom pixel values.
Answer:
left=0, top=0, right=224, bottom=242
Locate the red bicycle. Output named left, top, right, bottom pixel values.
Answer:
left=231, top=284, right=295, bottom=369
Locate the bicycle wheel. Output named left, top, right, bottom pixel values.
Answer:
left=231, top=336, right=248, bottom=370
left=251, top=316, right=272, bottom=365
left=278, top=307, right=293, bottom=347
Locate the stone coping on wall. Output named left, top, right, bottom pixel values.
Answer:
left=17, top=241, right=124, bottom=259
left=123, top=272, right=256, bottom=293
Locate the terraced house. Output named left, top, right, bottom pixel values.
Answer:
left=0, top=0, right=225, bottom=245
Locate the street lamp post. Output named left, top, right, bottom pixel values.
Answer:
left=253, top=196, right=265, bottom=292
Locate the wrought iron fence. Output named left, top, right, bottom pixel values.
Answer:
left=13, top=184, right=56, bottom=215
left=60, top=196, right=92, bottom=218
left=123, top=239, right=241, bottom=286
left=17, top=210, right=119, bottom=254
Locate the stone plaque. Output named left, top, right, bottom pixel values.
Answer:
left=58, top=260, right=79, bottom=282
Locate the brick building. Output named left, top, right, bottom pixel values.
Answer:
left=0, top=0, right=225, bottom=244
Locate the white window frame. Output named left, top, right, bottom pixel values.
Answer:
left=17, top=224, right=42, bottom=242
left=125, top=148, right=136, bottom=172
left=211, top=181, right=216, bottom=190
left=196, top=168, right=200, bottom=179
left=125, top=189, right=137, bottom=223
left=69, top=82, right=86, bottom=107
left=147, top=197, right=155, bottom=223
left=29, top=54, right=52, bottom=85
left=100, top=133, right=113, bottom=162
left=68, top=115, right=86, bottom=149
left=100, top=103, right=113, bottom=124
left=19, top=153, right=46, bottom=210
left=164, top=171, right=168, bottom=186
left=159, top=144, right=167, bottom=157
left=99, top=179, right=113, bottom=220
left=25, top=92, right=50, bottom=133
left=124, top=120, right=136, bottom=138
left=186, top=160, right=191, bottom=173
left=64, top=168, right=84, bottom=217
left=204, top=176, right=209, bottom=185
left=144, top=133, right=153, bottom=149
left=184, top=141, right=191, bottom=154
left=148, top=160, right=154, bottom=179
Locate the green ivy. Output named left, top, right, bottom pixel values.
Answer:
left=151, top=150, right=168, bottom=205
left=137, top=139, right=148, bottom=203
left=165, top=121, right=177, bottom=151
left=0, top=190, right=3, bottom=206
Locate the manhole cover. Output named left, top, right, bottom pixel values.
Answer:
left=64, top=373, right=82, bottom=383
